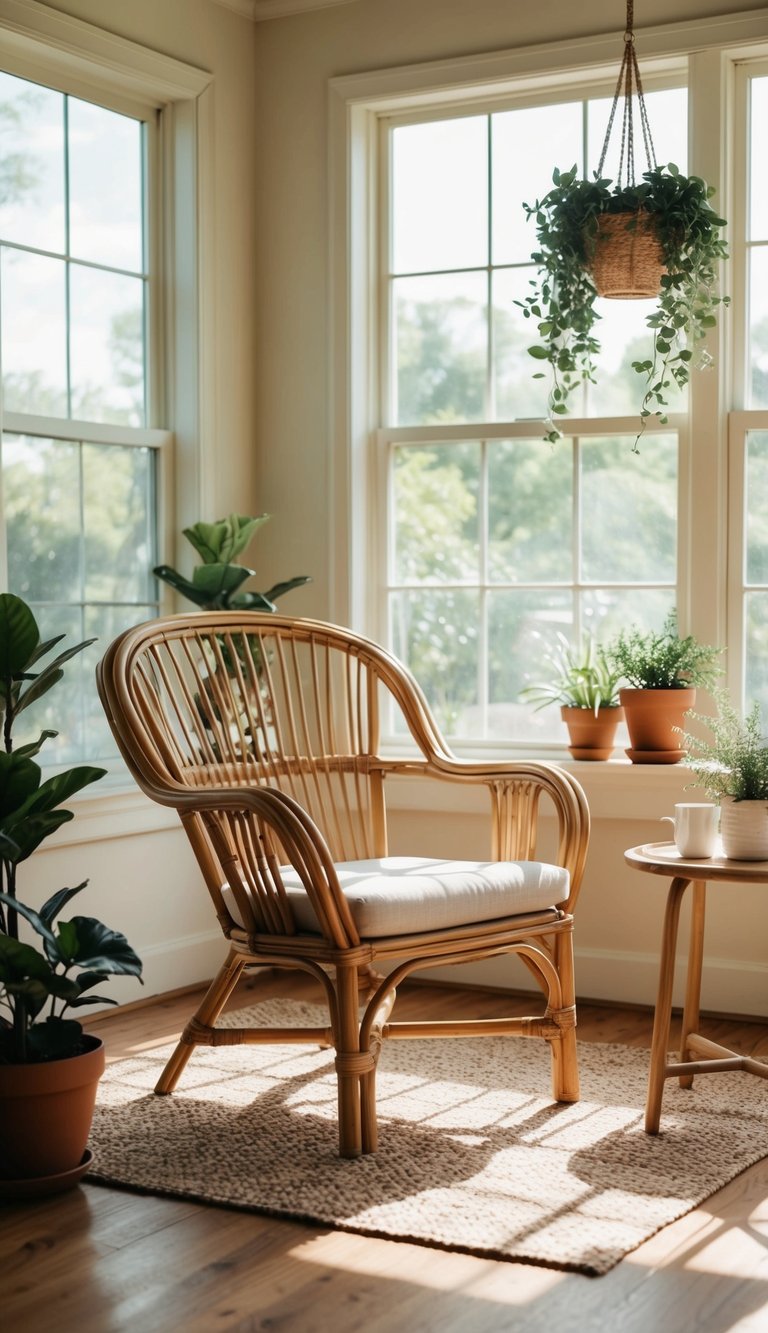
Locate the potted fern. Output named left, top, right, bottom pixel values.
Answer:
left=679, top=693, right=768, bottom=860
left=520, top=631, right=623, bottom=760
left=519, top=162, right=729, bottom=447
left=0, top=593, right=143, bottom=1194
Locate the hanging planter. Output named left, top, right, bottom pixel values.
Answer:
left=589, top=209, right=665, bottom=298
left=519, top=1, right=729, bottom=449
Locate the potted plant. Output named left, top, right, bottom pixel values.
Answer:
left=520, top=631, right=623, bottom=760
left=153, top=512, right=311, bottom=610
left=679, top=693, right=768, bottom=860
left=0, top=593, right=143, bottom=1194
left=607, top=610, right=722, bottom=763
left=519, top=162, right=729, bottom=447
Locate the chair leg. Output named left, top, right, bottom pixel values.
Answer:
left=155, top=950, right=247, bottom=1095
left=549, top=931, right=580, bottom=1103
left=334, top=963, right=365, bottom=1158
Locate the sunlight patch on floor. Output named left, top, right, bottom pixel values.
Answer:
left=287, top=1232, right=566, bottom=1301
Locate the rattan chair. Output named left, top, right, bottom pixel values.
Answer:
left=96, top=613, right=590, bottom=1158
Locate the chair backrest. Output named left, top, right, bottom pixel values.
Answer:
left=97, top=612, right=443, bottom=865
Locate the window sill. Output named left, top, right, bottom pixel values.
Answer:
left=51, top=752, right=695, bottom=850
left=384, top=756, right=697, bottom=822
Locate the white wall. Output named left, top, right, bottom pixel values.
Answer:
left=12, top=0, right=768, bottom=1019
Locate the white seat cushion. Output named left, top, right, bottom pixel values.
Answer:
left=224, top=856, right=569, bottom=939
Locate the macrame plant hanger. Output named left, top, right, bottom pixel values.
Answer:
left=590, top=0, right=666, bottom=298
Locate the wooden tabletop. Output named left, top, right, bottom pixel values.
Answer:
left=625, top=841, right=768, bottom=882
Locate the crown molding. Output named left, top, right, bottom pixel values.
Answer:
left=211, top=0, right=356, bottom=19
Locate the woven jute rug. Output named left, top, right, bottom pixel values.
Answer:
left=87, top=999, right=768, bottom=1276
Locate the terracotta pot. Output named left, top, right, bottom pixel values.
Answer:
left=0, top=1034, right=105, bottom=1189
left=561, top=705, right=623, bottom=760
left=619, top=687, right=695, bottom=763
left=719, top=796, right=768, bottom=861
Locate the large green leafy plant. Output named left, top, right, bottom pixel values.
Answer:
left=519, top=163, right=729, bottom=446
left=607, top=610, right=722, bottom=690
left=153, top=513, right=311, bottom=611
left=0, top=594, right=142, bottom=1064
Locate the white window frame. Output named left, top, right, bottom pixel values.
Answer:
left=0, top=0, right=215, bottom=588
left=329, top=8, right=768, bottom=764
left=0, top=0, right=214, bottom=817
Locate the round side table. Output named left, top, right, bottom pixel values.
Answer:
left=624, top=842, right=768, bottom=1133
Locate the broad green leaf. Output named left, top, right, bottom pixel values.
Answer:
left=64, top=916, right=144, bottom=978
left=0, top=594, right=39, bottom=675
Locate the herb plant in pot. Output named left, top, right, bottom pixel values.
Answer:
left=679, top=693, right=768, bottom=860
left=520, top=631, right=623, bottom=760
left=607, top=611, right=722, bottom=763
left=0, top=593, right=143, bottom=1195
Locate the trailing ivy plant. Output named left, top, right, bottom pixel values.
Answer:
left=518, top=163, right=729, bottom=448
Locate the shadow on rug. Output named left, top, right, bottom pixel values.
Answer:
left=87, top=999, right=768, bottom=1276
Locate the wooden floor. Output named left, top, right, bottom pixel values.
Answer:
left=3, top=971, right=768, bottom=1333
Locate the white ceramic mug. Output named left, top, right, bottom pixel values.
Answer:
left=661, top=802, right=719, bottom=858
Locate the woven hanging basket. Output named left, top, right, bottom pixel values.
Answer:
left=588, top=210, right=666, bottom=299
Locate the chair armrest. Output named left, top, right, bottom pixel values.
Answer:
left=380, top=757, right=590, bottom=911
left=163, top=783, right=361, bottom=948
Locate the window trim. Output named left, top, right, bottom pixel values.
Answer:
left=0, top=0, right=214, bottom=810
left=328, top=8, right=768, bottom=644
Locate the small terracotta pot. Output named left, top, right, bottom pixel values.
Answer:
left=0, top=1035, right=105, bottom=1186
left=719, top=796, right=768, bottom=861
left=561, top=705, right=623, bottom=760
left=619, top=687, right=695, bottom=763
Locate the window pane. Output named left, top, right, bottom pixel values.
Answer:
left=83, top=443, right=155, bottom=602
left=2, top=433, right=81, bottom=602
left=0, top=72, right=65, bottom=254
left=746, top=431, right=768, bottom=584
left=491, top=588, right=572, bottom=740
left=749, top=247, right=768, bottom=409
left=587, top=88, right=688, bottom=184
left=492, top=268, right=550, bottom=420
left=750, top=77, right=768, bottom=242
left=84, top=603, right=155, bottom=760
left=393, top=272, right=486, bottom=425
left=491, top=102, right=582, bottom=266
left=580, top=587, right=676, bottom=643
left=393, top=444, right=478, bottom=583
left=488, top=438, right=572, bottom=582
left=1, top=249, right=67, bottom=414
left=745, top=592, right=768, bottom=720
left=390, top=588, right=479, bottom=736
left=68, top=97, right=143, bottom=272
left=588, top=298, right=687, bottom=418
left=69, top=265, right=145, bottom=425
left=581, top=434, right=677, bottom=582
left=392, top=117, right=487, bottom=274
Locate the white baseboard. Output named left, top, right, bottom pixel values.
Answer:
left=418, top=947, right=768, bottom=1019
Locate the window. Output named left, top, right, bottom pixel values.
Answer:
left=0, top=70, right=166, bottom=764
left=732, top=64, right=768, bottom=721
left=382, top=86, right=687, bottom=744
left=331, top=20, right=768, bottom=757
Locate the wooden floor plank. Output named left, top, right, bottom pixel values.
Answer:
left=2, top=970, right=766, bottom=1333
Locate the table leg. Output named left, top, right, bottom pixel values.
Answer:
left=679, top=880, right=706, bottom=1089
left=645, top=875, right=691, bottom=1135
